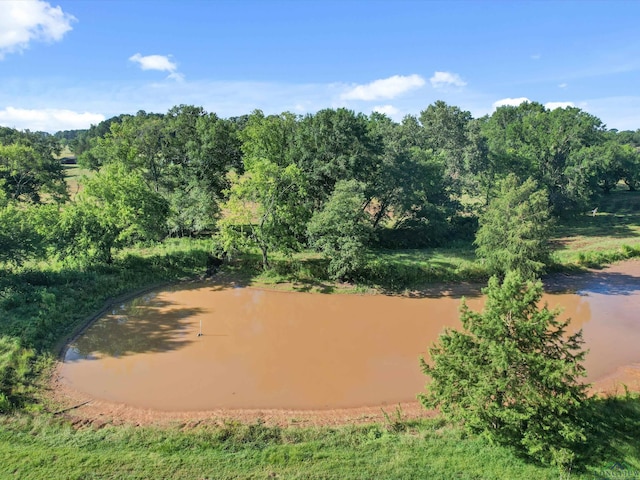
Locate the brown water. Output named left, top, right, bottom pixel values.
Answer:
left=61, top=261, right=640, bottom=411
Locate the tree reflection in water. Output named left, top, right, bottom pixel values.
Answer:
left=66, top=294, right=204, bottom=360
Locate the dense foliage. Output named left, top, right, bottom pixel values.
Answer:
left=475, top=175, right=554, bottom=278
left=307, top=179, right=372, bottom=280
left=3, top=101, right=638, bottom=274
left=420, top=272, right=589, bottom=467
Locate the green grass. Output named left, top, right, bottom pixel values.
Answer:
left=2, top=393, right=640, bottom=479
left=551, top=190, right=640, bottom=266
left=0, top=415, right=577, bottom=479
left=62, top=164, right=94, bottom=198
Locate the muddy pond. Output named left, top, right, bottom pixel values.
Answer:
left=61, top=261, right=640, bottom=411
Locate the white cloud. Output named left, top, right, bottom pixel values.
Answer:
left=545, top=101, right=575, bottom=110
left=341, top=74, right=425, bottom=101
left=129, top=53, right=177, bottom=72
left=167, top=72, right=185, bottom=82
left=429, top=71, right=467, bottom=89
left=129, top=53, right=183, bottom=80
left=492, top=97, right=531, bottom=109
left=0, top=0, right=76, bottom=59
left=558, top=83, right=568, bottom=88
left=531, top=53, right=541, bottom=60
left=0, top=107, right=104, bottom=132
left=372, top=105, right=400, bottom=116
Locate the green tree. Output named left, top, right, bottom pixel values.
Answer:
left=58, top=163, right=169, bottom=264
left=307, top=180, right=372, bottom=281
left=482, top=102, right=605, bottom=213
left=219, top=110, right=310, bottom=269
left=0, top=144, right=67, bottom=203
left=218, top=158, right=310, bottom=269
left=365, top=113, right=455, bottom=247
left=162, top=107, right=241, bottom=235
left=0, top=194, right=44, bottom=266
left=78, top=107, right=240, bottom=237
left=240, top=110, right=298, bottom=168
left=566, top=141, right=632, bottom=195
left=420, top=272, right=588, bottom=467
left=475, top=175, right=553, bottom=279
left=419, top=100, right=477, bottom=187
left=294, top=108, right=382, bottom=206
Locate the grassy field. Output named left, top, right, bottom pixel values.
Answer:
left=552, top=190, right=640, bottom=265
left=62, top=164, right=94, bottom=199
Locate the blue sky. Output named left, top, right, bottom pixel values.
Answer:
left=1, top=0, right=639, bottom=132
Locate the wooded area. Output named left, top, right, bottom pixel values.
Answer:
left=3, top=101, right=640, bottom=280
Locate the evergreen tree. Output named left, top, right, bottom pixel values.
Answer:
left=420, top=272, right=588, bottom=467
left=475, top=175, right=553, bottom=279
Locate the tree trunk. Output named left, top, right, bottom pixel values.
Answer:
left=260, top=245, right=269, bottom=270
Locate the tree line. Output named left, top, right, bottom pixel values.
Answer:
left=2, top=101, right=640, bottom=278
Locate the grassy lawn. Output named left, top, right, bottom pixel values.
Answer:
left=552, top=190, right=640, bottom=264
left=1, top=416, right=555, bottom=479
left=2, top=392, right=640, bottom=479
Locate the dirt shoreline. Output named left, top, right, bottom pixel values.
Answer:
left=48, top=259, right=640, bottom=428
left=48, top=364, right=433, bottom=427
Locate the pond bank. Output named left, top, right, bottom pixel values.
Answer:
left=49, top=259, right=640, bottom=427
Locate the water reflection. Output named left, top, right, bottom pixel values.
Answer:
left=66, top=294, right=204, bottom=360
left=60, top=261, right=640, bottom=411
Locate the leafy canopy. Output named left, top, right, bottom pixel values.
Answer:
left=218, top=159, right=310, bottom=269
left=57, top=162, right=169, bottom=264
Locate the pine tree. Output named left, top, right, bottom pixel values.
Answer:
left=475, top=175, right=554, bottom=279
left=420, top=272, right=588, bottom=467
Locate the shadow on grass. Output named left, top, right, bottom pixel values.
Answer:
left=375, top=246, right=476, bottom=264
left=578, top=394, right=640, bottom=473
left=289, top=280, right=336, bottom=294
left=555, top=213, right=640, bottom=245
left=376, top=282, right=485, bottom=299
